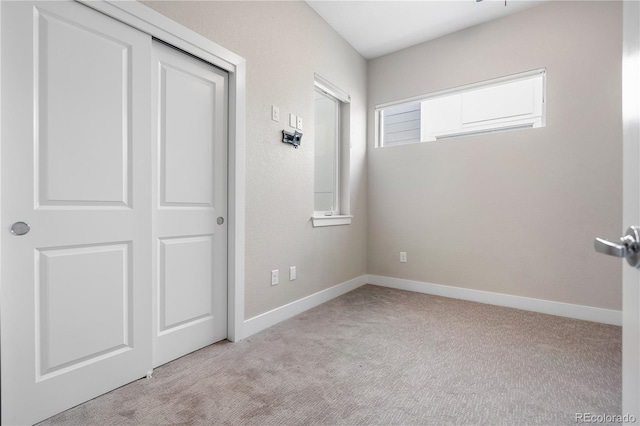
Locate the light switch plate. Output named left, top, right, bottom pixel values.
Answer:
left=289, top=266, right=296, bottom=281
left=289, top=113, right=297, bottom=128
left=296, top=116, right=303, bottom=130
left=271, top=105, right=280, bottom=122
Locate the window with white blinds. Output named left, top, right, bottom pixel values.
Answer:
left=380, top=101, right=421, bottom=147
left=376, top=69, right=545, bottom=147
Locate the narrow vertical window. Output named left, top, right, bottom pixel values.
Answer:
left=312, top=74, right=352, bottom=227
left=314, top=88, right=339, bottom=215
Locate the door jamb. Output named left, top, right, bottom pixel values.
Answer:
left=77, top=0, right=246, bottom=342
left=623, top=0, right=640, bottom=416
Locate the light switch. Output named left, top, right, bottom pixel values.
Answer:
left=289, top=113, right=297, bottom=128
left=271, top=105, right=280, bottom=122
left=289, top=266, right=296, bottom=281
left=296, top=116, right=303, bottom=130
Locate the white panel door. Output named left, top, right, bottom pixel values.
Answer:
left=152, top=41, right=228, bottom=367
left=0, top=1, right=152, bottom=424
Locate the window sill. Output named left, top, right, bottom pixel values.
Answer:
left=311, top=214, right=353, bottom=227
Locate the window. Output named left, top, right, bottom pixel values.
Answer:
left=314, top=89, right=339, bottom=214
left=376, top=69, right=545, bottom=147
left=313, top=75, right=352, bottom=227
left=380, top=101, right=421, bottom=147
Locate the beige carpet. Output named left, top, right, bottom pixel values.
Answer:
left=39, top=284, right=621, bottom=425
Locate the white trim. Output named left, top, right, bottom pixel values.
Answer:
left=367, top=275, right=622, bottom=326
left=622, top=0, right=640, bottom=416
left=243, top=275, right=367, bottom=338
left=227, top=61, right=247, bottom=342
left=77, top=0, right=242, bottom=72
left=314, top=73, right=350, bottom=104
left=433, top=122, right=536, bottom=140
left=311, top=214, right=353, bottom=227
left=80, top=0, right=246, bottom=342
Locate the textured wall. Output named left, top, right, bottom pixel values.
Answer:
left=367, top=1, right=623, bottom=310
left=144, top=1, right=368, bottom=319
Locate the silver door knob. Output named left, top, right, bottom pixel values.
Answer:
left=595, top=226, right=640, bottom=267
left=217, top=217, right=224, bottom=225
left=10, top=222, right=30, bottom=236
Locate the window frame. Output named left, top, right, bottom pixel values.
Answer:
left=312, top=74, right=353, bottom=227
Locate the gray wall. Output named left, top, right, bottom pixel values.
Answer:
left=367, top=1, right=623, bottom=310
left=144, top=1, right=368, bottom=319
left=145, top=0, right=623, bottom=317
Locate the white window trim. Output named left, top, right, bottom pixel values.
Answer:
left=311, top=214, right=353, bottom=227
left=312, top=74, right=352, bottom=227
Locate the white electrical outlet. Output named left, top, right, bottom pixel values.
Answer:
left=271, top=105, right=280, bottom=122
left=271, top=269, right=279, bottom=286
left=289, top=113, right=297, bottom=128
left=289, top=266, right=296, bottom=281
left=400, top=252, right=407, bottom=263
left=296, top=116, right=303, bottom=130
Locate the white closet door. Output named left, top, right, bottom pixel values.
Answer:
left=152, top=41, right=228, bottom=367
left=0, top=1, right=152, bottom=425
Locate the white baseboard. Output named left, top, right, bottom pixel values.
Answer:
left=242, top=274, right=621, bottom=339
left=243, top=275, right=368, bottom=339
left=366, top=274, right=622, bottom=326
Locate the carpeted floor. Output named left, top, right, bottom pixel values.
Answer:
left=38, top=284, right=621, bottom=426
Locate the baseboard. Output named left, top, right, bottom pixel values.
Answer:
left=242, top=274, right=621, bottom=338
left=243, top=275, right=368, bottom=338
left=366, top=275, right=622, bottom=326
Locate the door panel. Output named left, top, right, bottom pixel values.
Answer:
left=160, top=236, right=214, bottom=330
left=37, top=243, right=132, bottom=378
left=152, top=41, right=228, bottom=367
left=1, top=2, right=152, bottom=424
left=161, top=64, right=215, bottom=206
left=37, top=8, right=131, bottom=206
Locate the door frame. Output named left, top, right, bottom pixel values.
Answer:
left=623, top=0, right=640, bottom=417
left=76, top=0, right=246, bottom=342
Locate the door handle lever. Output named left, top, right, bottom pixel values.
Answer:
left=594, top=226, right=640, bottom=267
left=595, top=237, right=630, bottom=257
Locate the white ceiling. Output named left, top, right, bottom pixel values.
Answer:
left=306, top=0, right=546, bottom=59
